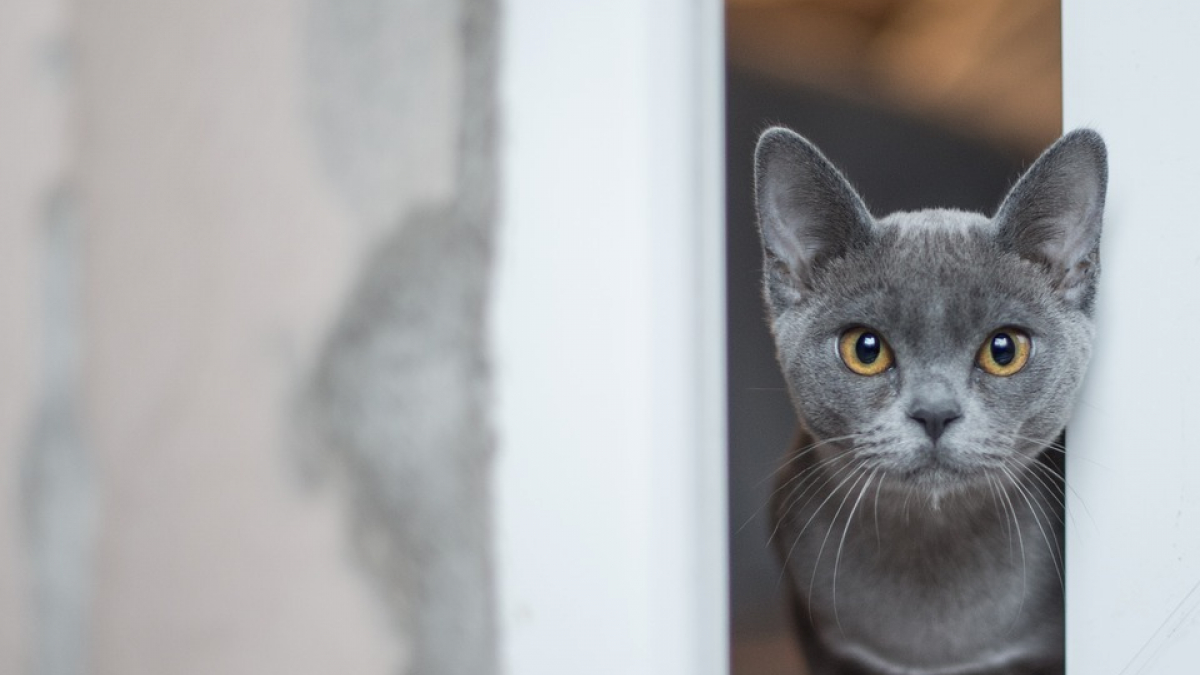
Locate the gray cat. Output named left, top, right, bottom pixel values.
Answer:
left=755, top=128, right=1107, bottom=675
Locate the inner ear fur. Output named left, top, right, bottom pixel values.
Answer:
left=994, top=129, right=1108, bottom=310
left=754, top=127, right=874, bottom=291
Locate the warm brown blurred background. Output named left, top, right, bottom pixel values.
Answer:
left=727, top=0, right=1061, bottom=156
left=724, top=1, right=1062, bottom=673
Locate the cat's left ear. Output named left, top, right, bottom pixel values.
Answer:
left=994, top=129, right=1108, bottom=311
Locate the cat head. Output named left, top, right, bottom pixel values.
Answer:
left=755, top=128, right=1107, bottom=492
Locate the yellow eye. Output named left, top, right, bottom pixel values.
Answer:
left=977, top=328, right=1031, bottom=376
left=838, top=327, right=894, bottom=376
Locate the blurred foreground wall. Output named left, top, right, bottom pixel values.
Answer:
left=0, top=0, right=498, bottom=673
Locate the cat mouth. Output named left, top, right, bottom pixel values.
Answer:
left=889, top=446, right=996, bottom=485
left=856, top=439, right=1007, bottom=488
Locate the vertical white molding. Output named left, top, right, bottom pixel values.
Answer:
left=493, top=1, right=726, bottom=674
left=1065, top=2, right=1200, bottom=673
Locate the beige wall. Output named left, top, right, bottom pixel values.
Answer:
left=2, top=0, right=495, bottom=673
left=0, top=0, right=69, bottom=670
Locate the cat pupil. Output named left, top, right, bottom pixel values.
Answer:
left=991, top=334, right=1015, bottom=365
left=856, top=333, right=880, bottom=364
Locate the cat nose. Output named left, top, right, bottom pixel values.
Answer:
left=908, top=406, right=961, bottom=443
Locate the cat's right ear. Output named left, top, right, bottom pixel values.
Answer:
left=754, top=128, right=874, bottom=294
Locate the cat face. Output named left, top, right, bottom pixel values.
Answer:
left=755, top=129, right=1107, bottom=492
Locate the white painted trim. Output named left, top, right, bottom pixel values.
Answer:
left=1064, top=2, right=1200, bottom=672
left=492, top=1, right=726, bottom=673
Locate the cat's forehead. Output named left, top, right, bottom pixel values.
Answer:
left=874, top=208, right=997, bottom=275
left=818, top=209, right=1051, bottom=343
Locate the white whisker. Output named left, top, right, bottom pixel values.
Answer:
left=1000, top=464, right=1063, bottom=589
left=765, top=453, right=855, bottom=547
left=807, top=464, right=869, bottom=627
left=993, top=472, right=1028, bottom=632
left=833, top=467, right=877, bottom=634
left=778, top=459, right=867, bottom=589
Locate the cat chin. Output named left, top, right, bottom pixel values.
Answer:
left=876, top=450, right=1003, bottom=496
left=887, top=469, right=995, bottom=511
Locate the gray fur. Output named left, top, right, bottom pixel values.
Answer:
left=755, top=128, right=1106, bottom=674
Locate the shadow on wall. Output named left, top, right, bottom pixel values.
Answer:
left=299, top=1, right=499, bottom=674
left=725, top=67, right=1034, bottom=675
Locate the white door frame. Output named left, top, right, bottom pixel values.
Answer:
left=492, top=1, right=726, bottom=674
left=1065, top=1, right=1200, bottom=672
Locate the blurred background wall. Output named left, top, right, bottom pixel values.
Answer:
left=723, top=1, right=1062, bottom=673
left=0, top=0, right=496, bottom=673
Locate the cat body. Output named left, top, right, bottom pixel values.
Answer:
left=774, top=423, right=1065, bottom=675
left=755, top=128, right=1107, bottom=674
